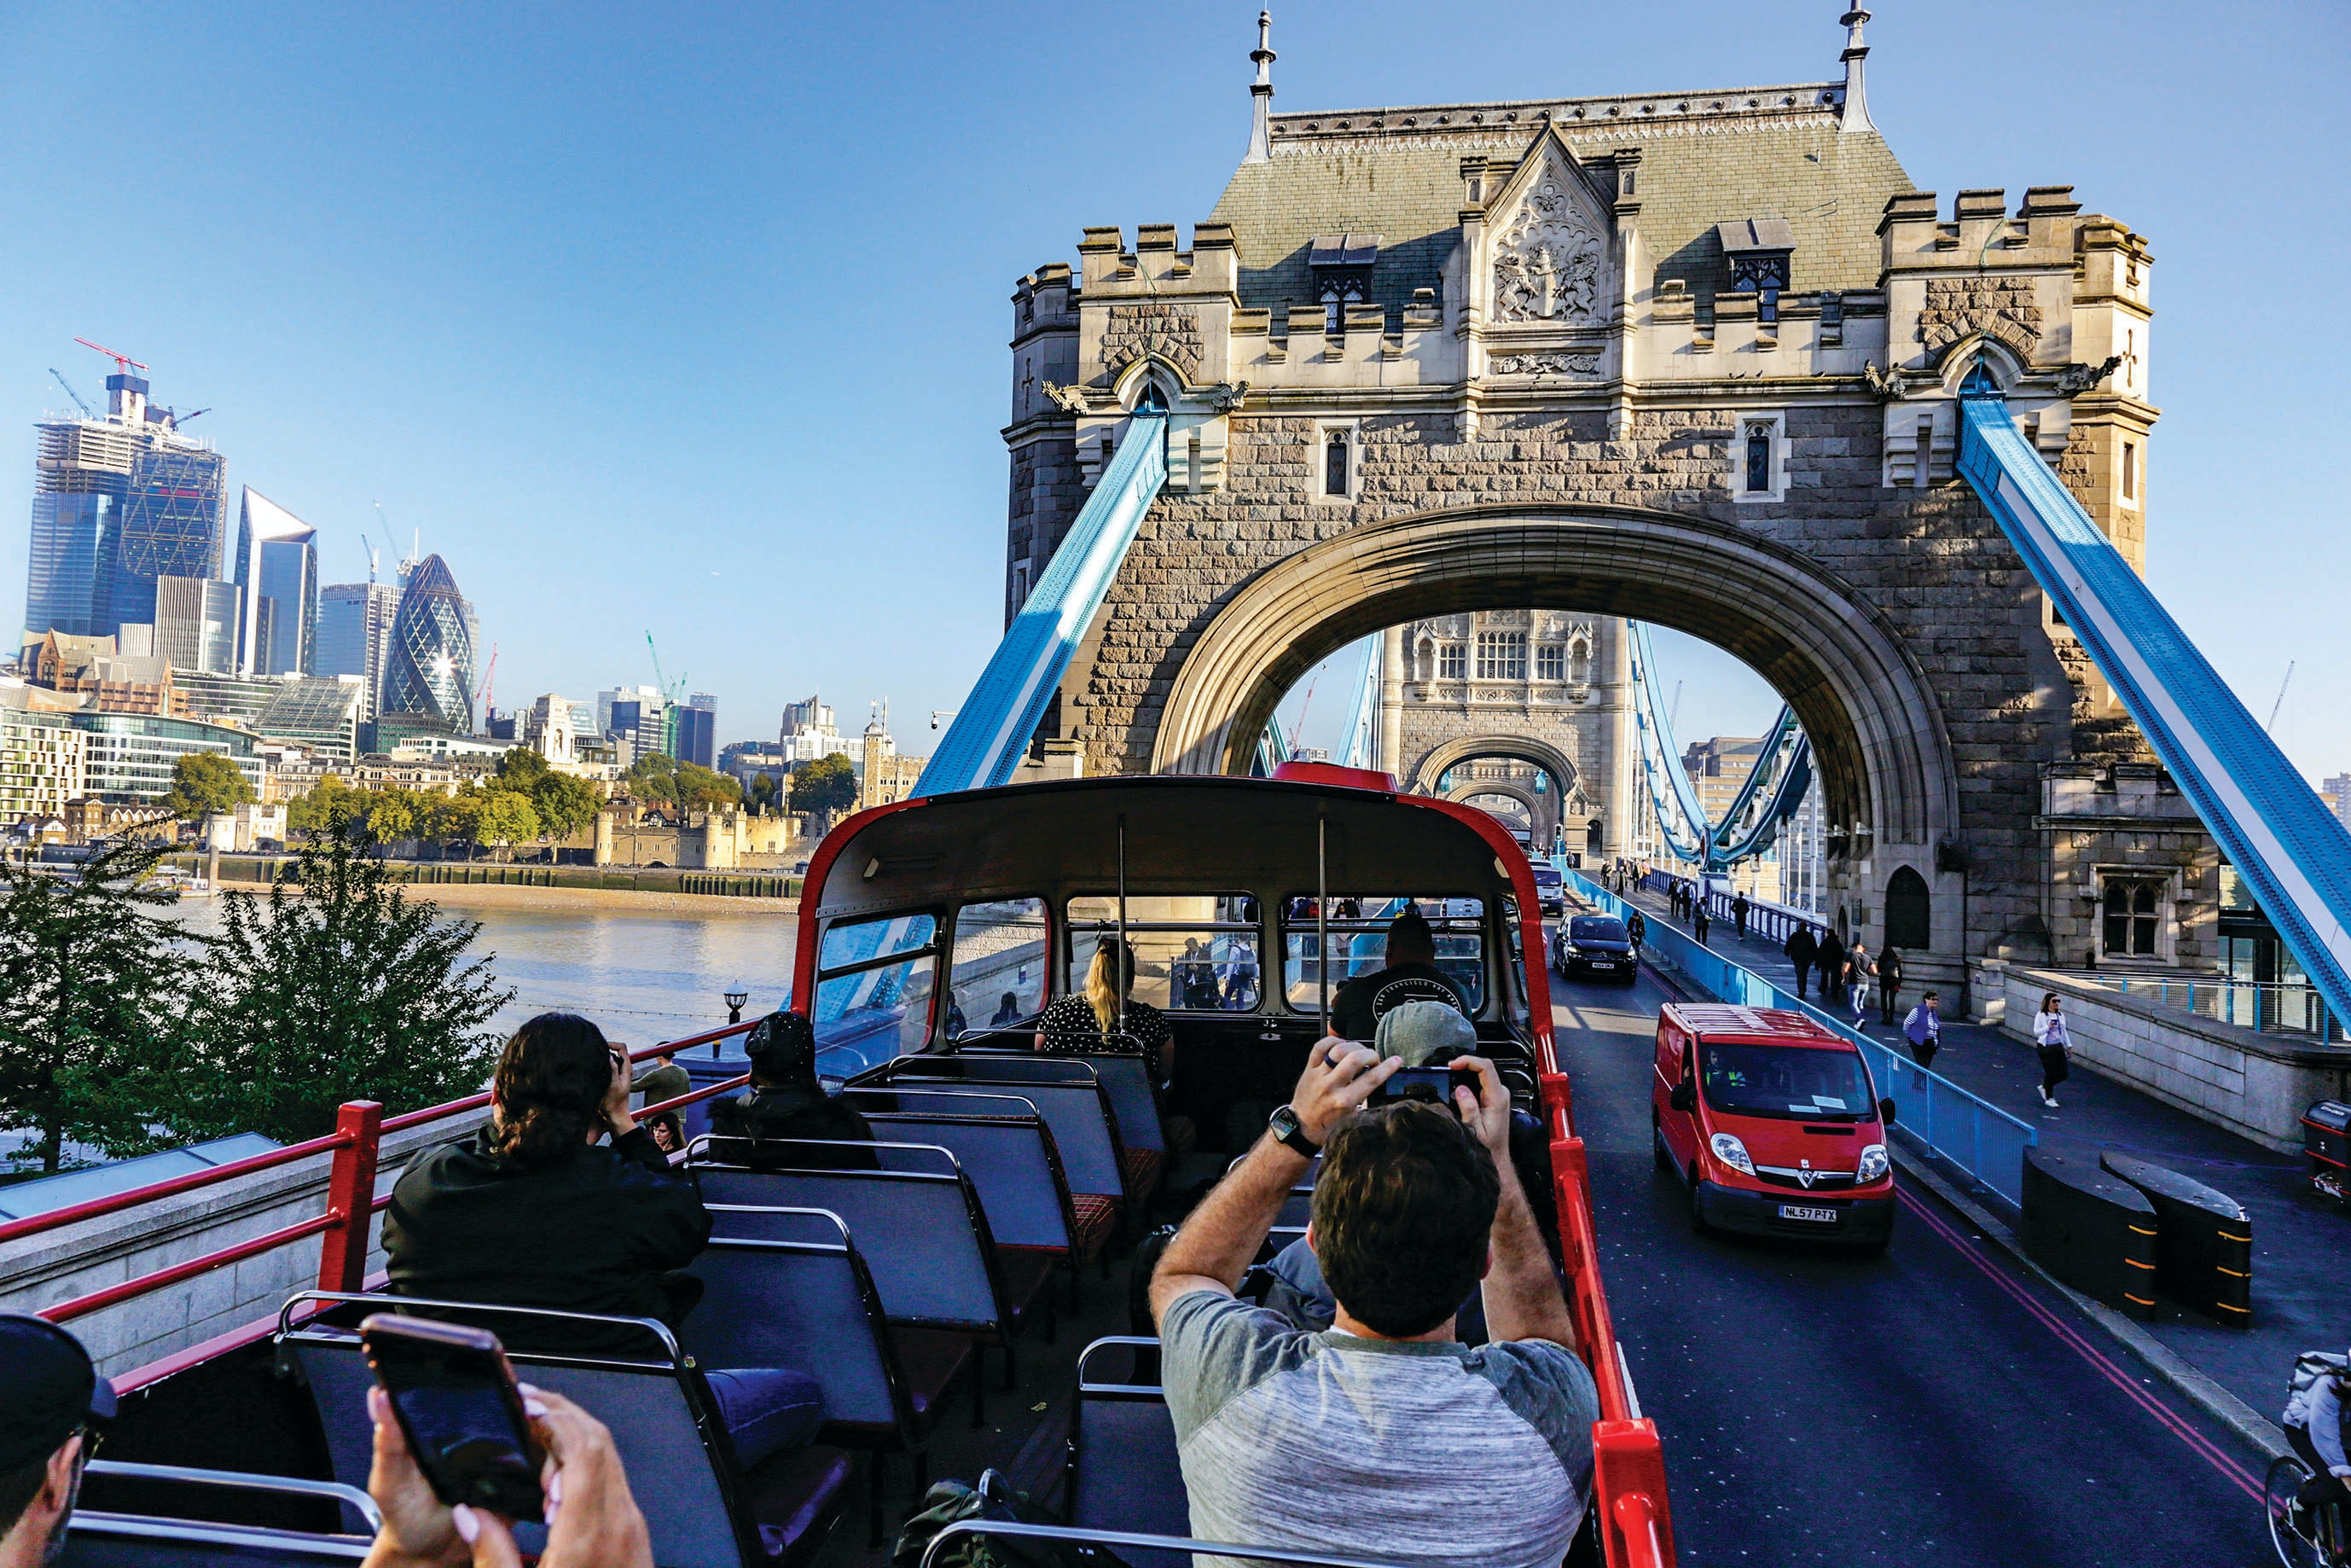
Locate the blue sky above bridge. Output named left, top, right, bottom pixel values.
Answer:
left=1, top=0, right=2341, bottom=776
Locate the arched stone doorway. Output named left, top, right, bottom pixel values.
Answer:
left=1145, top=502, right=1988, bottom=967
left=1410, top=733, right=1586, bottom=855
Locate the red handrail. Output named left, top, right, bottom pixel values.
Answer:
left=18, top=1018, right=763, bottom=1330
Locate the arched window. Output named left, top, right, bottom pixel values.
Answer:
left=1135, top=378, right=1170, bottom=414
left=1324, top=429, right=1350, bottom=497
left=1744, top=422, right=1773, bottom=494
left=1884, top=866, right=1930, bottom=949
left=1586, top=821, right=1605, bottom=856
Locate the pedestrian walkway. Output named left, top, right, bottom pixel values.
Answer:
left=1614, top=880, right=2349, bottom=1428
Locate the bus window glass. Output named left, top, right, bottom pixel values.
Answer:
left=950, top=897, right=1048, bottom=1038
left=813, top=912, right=940, bottom=1067
left=1065, top=894, right=1262, bottom=1012
left=1279, top=896, right=1485, bottom=1014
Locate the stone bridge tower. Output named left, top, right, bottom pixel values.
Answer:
left=1000, top=9, right=2197, bottom=1004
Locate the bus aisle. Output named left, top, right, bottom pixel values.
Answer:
left=1547, top=959, right=2262, bottom=1566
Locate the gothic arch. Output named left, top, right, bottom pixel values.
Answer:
left=1146, top=502, right=1965, bottom=875
left=1408, top=734, right=1582, bottom=804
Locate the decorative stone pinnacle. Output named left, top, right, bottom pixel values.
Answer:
left=1245, top=10, right=1276, bottom=164
left=1838, top=4, right=1876, bottom=135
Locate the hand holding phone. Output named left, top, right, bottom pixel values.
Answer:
left=362, top=1315, right=546, bottom=1524
left=1371, top=1062, right=1478, bottom=1110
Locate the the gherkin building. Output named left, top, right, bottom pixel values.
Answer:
left=379, top=554, right=477, bottom=735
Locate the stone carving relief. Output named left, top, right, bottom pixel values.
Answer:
left=1491, top=166, right=1605, bottom=324
left=1918, top=277, right=2042, bottom=359
left=1491, top=351, right=1600, bottom=376
left=1100, top=304, right=1204, bottom=381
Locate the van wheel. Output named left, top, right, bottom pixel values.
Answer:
left=1686, top=1168, right=1713, bottom=1235
left=1651, top=1115, right=1670, bottom=1172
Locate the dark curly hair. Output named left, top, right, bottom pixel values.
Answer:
left=1312, top=1099, right=1500, bottom=1338
left=491, top=1013, right=614, bottom=1168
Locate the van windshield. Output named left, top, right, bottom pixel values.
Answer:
left=1699, top=1042, right=1874, bottom=1122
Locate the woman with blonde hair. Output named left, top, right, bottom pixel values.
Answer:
left=2032, top=991, right=2071, bottom=1107
left=1035, top=934, right=1176, bottom=1083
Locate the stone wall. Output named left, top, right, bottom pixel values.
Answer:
left=1986, top=961, right=2350, bottom=1151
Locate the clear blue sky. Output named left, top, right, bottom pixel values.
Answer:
left=3, top=1, right=2343, bottom=777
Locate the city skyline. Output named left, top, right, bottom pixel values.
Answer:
left=2, top=2, right=2344, bottom=776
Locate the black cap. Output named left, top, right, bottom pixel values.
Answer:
left=0, top=1315, right=113, bottom=1472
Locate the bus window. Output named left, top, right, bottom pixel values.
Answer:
left=1280, top=896, right=1486, bottom=1014
left=950, top=897, right=1049, bottom=1037
left=813, top=911, right=941, bottom=1066
left=1065, top=894, right=1262, bottom=1012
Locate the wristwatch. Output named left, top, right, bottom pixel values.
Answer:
left=1268, top=1104, right=1320, bottom=1158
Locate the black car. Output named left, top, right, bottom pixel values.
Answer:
left=1553, top=913, right=1637, bottom=984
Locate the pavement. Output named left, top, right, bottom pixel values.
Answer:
left=1610, top=880, right=2351, bottom=1449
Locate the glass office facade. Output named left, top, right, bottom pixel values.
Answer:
left=23, top=493, right=116, bottom=638
left=75, top=712, right=262, bottom=804
left=316, top=582, right=399, bottom=722
left=96, top=444, right=226, bottom=637
left=380, top=554, right=476, bottom=735
left=256, top=676, right=365, bottom=763
left=154, top=576, right=241, bottom=674
left=233, top=489, right=317, bottom=677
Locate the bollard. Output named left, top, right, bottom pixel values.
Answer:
left=2022, top=1147, right=2157, bottom=1320
left=2100, top=1151, right=2251, bottom=1326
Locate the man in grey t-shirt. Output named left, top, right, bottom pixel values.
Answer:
left=1149, top=1040, right=1599, bottom=1568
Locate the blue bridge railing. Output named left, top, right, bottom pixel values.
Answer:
left=1556, top=862, right=2037, bottom=1209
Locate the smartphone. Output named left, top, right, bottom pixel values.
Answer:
left=1373, top=1064, right=1476, bottom=1106
left=360, top=1315, right=546, bottom=1523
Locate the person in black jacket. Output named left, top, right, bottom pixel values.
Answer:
left=710, top=1009, right=876, bottom=1165
left=385, top=1013, right=712, bottom=1356
left=1785, top=925, right=1818, bottom=999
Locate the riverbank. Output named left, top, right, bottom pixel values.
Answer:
left=176, top=852, right=803, bottom=906
left=392, top=881, right=799, bottom=918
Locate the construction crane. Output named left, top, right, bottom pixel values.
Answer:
left=644, top=631, right=688, bottom=705
left=2267, top=660, right=2295, bottom=733
left=473, top=642, right=500, bottom=711
left=73, top=338, right=147, bottom=375
left=160, top=407, right=210, bottom=427
left=47, top=369, right=95, bottom=419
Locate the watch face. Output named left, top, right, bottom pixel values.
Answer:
left=1269, top=1106, right=1300, bottom=1138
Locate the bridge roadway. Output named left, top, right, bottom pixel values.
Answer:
left=1548, top=961, right=2267, bottom=1566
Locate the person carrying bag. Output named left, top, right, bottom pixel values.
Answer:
left=2032, top=992, right=2071, bottom=1107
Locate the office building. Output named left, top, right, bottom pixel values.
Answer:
left=522, top=694, right=575, bottom=764
left=255, top=676, right=367, bottom=764
left=73, top=711, right=264, bottom=804
left=232, top=488, right=317, bottom=677
left=25, top=369, right=223, bottom=643
left=677, top=699, right=716, bottom=769
left=316, top=581, right=400, bottom=722
left=607, top=697, right=666, bottom=763
left=379, top=554, right=478, bottom=736
left=598, top=686, right=662, bottom=740
left=174, top=670, right=285, bottom=729
left=2325, top=774, right=2351, bottom=828
left=154, top=576, right=241, bottom=675
left=16, top=630, right=178, bottom=717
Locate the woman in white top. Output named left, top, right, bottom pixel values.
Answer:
left=2031, top=992, right=2070, bottom=1106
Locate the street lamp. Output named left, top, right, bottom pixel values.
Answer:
left=2077, top=885, right=2103, bottom=971
left=724, top=987, right=749, bottom=1025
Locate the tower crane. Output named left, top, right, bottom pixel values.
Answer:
left=47, top=369, right=95, bottom=419
left=644, top=631, right=688, bottom=705
left=73, top=338, right=147, bottom=375
left=473, top=642, right=500, bottom=712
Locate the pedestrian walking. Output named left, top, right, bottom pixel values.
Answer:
left=1845, top=940, right=1873, bottom=1024
left=1693, top=901, right=1711, bottom=946
left=1785, top=924, right=1818, bottom=999
left=1876, top=944, right=1905, bottom=1025
left=1902, top=990, right=1942, bottom=1070
left=2032, top=991, right=2071, bottom=1106
left=1731, top=891, right=1750, bottom=941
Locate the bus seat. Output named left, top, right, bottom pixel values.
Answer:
left=1065, top=1338, right=1188, bottom=1568
left=61, top=1513, right=371, bottom=1565
left=852, top=1108, right=1077, bottom=1321
left=277, top=1293, right=848, bottom=1568
left=868, top=1066, right=1129, bottom=1213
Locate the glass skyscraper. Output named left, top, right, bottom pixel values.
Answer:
left=232, top=488, right=318, bottom=677
left=24, top=494, right=116, bottom=638
left=316, top=580, right=400, bottom=722
left=153, top=575, right=241, bottom=674
left=380, top=554, right=477, bottom=735
left=99, top=444, right=228, bottom=635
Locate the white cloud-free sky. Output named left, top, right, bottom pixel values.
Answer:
left=3, top=1, right=2342, bottom=777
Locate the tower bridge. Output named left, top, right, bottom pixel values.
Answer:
left=992, top=9, right=2173, bottom=1006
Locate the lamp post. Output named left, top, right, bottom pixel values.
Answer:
left=724, top=987, right=749, bottom=1025
left=2077, top=884, right=2103, bottom=971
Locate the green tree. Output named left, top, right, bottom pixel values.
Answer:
left=173, top=831, right=513, bottom=1143
left=789, top=752, right=857, bottom=816
left=624, top=752, right=677, bottom=804
left=165, top=752, right=255, bottom=820
left=0, top=843, right=197, bottom=1172
left=492, top=751, right=599, bottom=841
left=364, top=787, right=420, bottom=851
left=431, top=789, right=485, bottom=858
left=288, top=775, right=361, bottom=840
left=673, top=762, right=742, bottom=812
left=474, top=791, right=541, bottom=857
left=747, top=772, right=779, bottom=815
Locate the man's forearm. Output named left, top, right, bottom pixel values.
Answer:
left=1156, top=1135, right=1309, bottom=1293
left=1480, top=1163, right=1578, bottom=1351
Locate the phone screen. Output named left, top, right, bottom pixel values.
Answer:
left=1373, top=1065, right=1467, bottom=1105
left=362, top=1315, right=545, bottom=1522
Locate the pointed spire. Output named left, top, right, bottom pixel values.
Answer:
left=1838, top=6, right=1876, bottom=134
left=1244, top=10, right=1277, bottom=165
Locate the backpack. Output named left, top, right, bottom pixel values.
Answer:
left=891, top=1469, right=1129, bottom=1568
left=2284, top=1350, right=2349, bottom=1430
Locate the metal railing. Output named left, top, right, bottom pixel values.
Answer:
left=2068, top=973, right=2346, bottom=1043
left=1558, top=862, right=2037, bottom=1210
left=10, top=1018, right=760, bottom=1385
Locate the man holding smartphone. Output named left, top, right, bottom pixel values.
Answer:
left=1150, top=1041, right=1598, bottom=1568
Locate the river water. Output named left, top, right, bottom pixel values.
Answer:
left=165, top=888, right=798, bottom=1049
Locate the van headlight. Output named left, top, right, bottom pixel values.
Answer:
left=1708, top=1132, right=1754, bottom=1176
left=1857, top=1143, right=1890, bottom=1184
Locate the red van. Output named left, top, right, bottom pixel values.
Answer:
left=1652, top=1002, right=1895, bottom=1250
